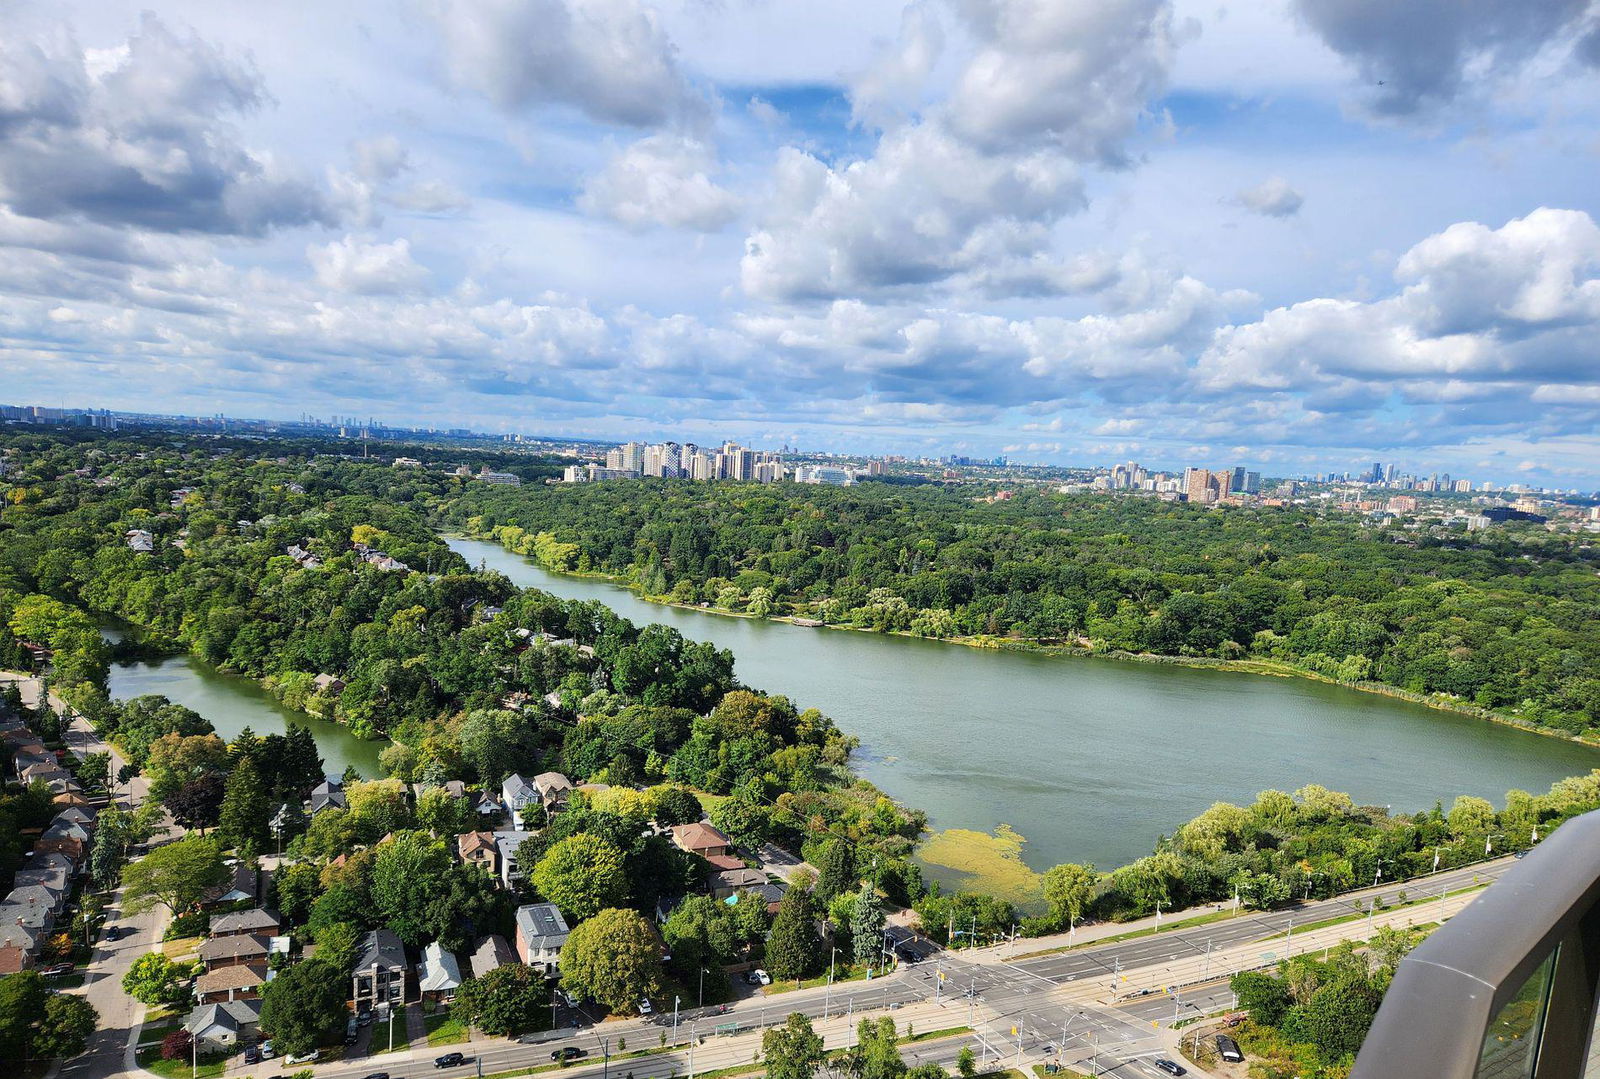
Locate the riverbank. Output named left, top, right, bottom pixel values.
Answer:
left=455, top=530, right=1592, bottom=750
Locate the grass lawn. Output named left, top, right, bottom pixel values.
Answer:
left=159, top=937, right=202, bottom=958
left=765, top=965, right=874, bottom=994
left=425, top=1012, right=469, bottom=1046
left=135, top=1048, right=226, bottom=1079
left=370, top=1014, right=411, bottom=1055
left=1289, top=885, right=1482, bottom=935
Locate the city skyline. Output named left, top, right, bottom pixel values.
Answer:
left=3, top=3, right=1600, bottom=483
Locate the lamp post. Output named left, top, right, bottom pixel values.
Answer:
left=672, top=995, right=680, bottom=1045
left=698, top=966, right=707, bottom=1009
left=825, top=947, right=840, bottom=1019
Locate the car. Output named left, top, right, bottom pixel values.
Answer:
left=434, top=1052, right=467, bottom=1068
left=361, top=1072, right=390, bottom=1079
left=1154, top=1060, right=1187, bottom=1076
left=103, top=926, right=122, bottom=941
left=258, top=1041, right=276, bottom=1059
left=284, top=1050, right=320, bottom=1065
left=42, top=963, right=74, bottom=977
left=1216, top=1034, right=1245, bottom=1063
left=358, top=1008, right=374, bottom=1026
left=550, top=1046, right=587, bottom=1062
left=747, top=969, right=771, bottom=986
left=637, top=998, right=653, bottom=1015
left=244, top=1047, right=260, bottom=1065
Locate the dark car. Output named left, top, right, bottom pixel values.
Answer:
left=243, top=1047, right=260, bottom=1065
left=1216, top=1034, right=1244, bottom=1063
left=42, top=963, right=74, bottom=976
left=103, top=926, right=123, bottom=941
left=434, top=1052, right=467, bottom=1068
left=1155, top=1060, right=1187, bottom=1076
left=361, top=1073, right=390, bottom=1079
left=550, top=1046, right=587, bottom=1061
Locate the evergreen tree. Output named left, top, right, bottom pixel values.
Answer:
left=851, top=882, right=887, bottom=971
left=814, top=837, right=855, bottom=901
left=218, top=756, right=270, bottom=851
left=765, top=886, right=822, bottom=981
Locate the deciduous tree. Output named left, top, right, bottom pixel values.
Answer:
left=121, top=835, right=228, bottom=915
left=558, top=908, right=663, bottom=1014
left=259, top=958, right=346, bottom=1056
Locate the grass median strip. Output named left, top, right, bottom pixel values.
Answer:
left=1011, top=907, right=1248, bottom=961
left=1278, top=884, right=1485, bottom=938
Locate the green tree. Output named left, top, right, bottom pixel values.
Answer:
left=851, top=882, right=886, bottom=971
left=218, top=756, right=271, bottom=851
left=453, top=963, right=550, bottom=1036
left=559, top=908, right=664, bottom=1014
left=121, top=835, right=228, bottom=915
left=1041, top=862, right=1096, bottom=929
left=258, top=957, right=347, bottom=1056
left=956, top=1045, right=977, bottom=1078
left=122, top=952, right=195, bottom=1006
left=273, top=862, right=324, bottom=926
left=0, top=970, right=47, bottom=1062
left=346, top=779, right=414, bottom=839
left=766, top=886, right=822, bottom=981
left=34, top=994, right=97, bottom=1060
left=762, top=1012, right=825, bottom=1079
left=532, top=834, right=627, bottom=923
left=416, top=787, right=477, bottom=836
left=370, top=831, right=456, bottom=945
left=813, top=837, right=856, bottom=902
left=1230, top=969, right=1291, bottom=1027
left=311, top=921, right=363, bottom=973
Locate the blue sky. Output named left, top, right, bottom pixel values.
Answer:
left=2, top=0, right=1599, bottom=485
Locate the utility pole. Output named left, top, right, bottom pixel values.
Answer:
left=673, top=995, right=680, bottom=1044
left=688, top=1024, right=696, bottom=1079
left=600, top=1035, right=609, bottom=1079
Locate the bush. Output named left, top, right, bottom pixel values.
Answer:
left=160, top=1030, right=193, bottom=1061
left=163, top=910, right=209, bottom=940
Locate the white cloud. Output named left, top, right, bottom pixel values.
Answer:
left=308, top=235, right=429, bottom=295
left=578, top=135, right=739, bottom=232
left=432, top=0, right=705, bottom=128
left=1237, top=176, right=1304, bottom=217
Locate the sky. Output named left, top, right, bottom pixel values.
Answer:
left=2, top=1, right=1600, bottom=485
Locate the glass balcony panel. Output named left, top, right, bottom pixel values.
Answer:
left=1479, top=948, right=1557, bottom=1079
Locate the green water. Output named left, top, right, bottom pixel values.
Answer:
left=448, top=536, right=1600, bottom=881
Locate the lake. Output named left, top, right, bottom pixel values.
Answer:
left=447, top=535, right=1600, bottom=893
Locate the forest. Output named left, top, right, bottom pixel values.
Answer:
left=444, top=477, right=1600, bottom=735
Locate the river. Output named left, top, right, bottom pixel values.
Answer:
left=447, top=535, right=1600, bottom=897
left=104, top=633, right=385, bottom=780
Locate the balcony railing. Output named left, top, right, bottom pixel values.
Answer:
left=1352, top=809, right=1600, bottom=1079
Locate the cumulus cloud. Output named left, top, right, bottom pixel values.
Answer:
left=308, top=235, right=429, bottom=295
left=1237, top=176, right=1303, bottom=217
left=350, top=136, right=409, bottom=184
left=0, top=14, right=333, bottom=235
left=944, top=0, right=1179, bottom=164
left=578, top=135, right=739, bottom=231
left=851, top=1, right=945, bottom=128
left=746, top=0, right=1181, bottom=302
left=1196, top=208, right=1600, bottom=392
left=1291, top=0, right=1593, bottom=116
left=433, top=0, right=705, bottom=128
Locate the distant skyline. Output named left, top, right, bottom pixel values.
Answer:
left=3, top=2, right=1600, bottom=485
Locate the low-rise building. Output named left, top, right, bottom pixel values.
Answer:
left=670, top=822, right=732, bottom=859
left=352, top=929, right=408, bottom=1010
left=707, top=868, right=767, bottom=900
left=418, top=942, right=463, bottom=1002
left=501, top=774, right=540, bottom=829
left=210, top=908, right=282, bottom=938
left=197, top=934, right=269, bottom=970
left=183, top=1000, right=262, bottom=1052
left=469, top=934, right=515, bottom=979
left=195, top=963, right=265, bottom=1004
left=456, top=831, right=500, bottom=878
left=513, top=903, right=569, bottom=974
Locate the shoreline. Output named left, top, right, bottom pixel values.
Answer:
left=457, top=530, right=1600, bottom=753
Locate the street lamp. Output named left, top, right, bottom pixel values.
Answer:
left=825, top=946, right=841, bottom=1019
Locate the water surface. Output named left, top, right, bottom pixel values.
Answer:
left=449, top=536, right=1600, bottom=880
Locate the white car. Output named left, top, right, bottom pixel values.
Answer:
left=750, top=969, right=771, bottom=986
left=637, top=999, right=653, bottom=1015
left=258, top=1042, right=275, bottom=1060
left=285, top=1049, right=320, bottom=1065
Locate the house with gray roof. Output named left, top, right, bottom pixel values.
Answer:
left=469, top=934, right=515, bottom=979
left=418, top=941, right=463, bottom=1002
left=513, top=903, right=569, bottom=974
left=183, top=999, right=262, bottom=1052
left=494, top=830, right=534, bottom=890
left=210, top=908, right=281, bottom=938
left=501, top=774, right=539, bottom=829
left=352, top=929, right=408, bottom=1009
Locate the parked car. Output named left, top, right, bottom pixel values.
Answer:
left=285, top=1049, right=320, bottom=1065
left=1155, top=1060, right=1187, bottom=1076
left=41, top=963, right=74, bottom=976
left=434, top=1052, right=467, bottom=1069
left=102, top=926, right=123, bottom=941
left=746, top=969, right=771, bottom=985
left=1216, top=1034, right=1244, bottom=1063
left=361, top=1072, right=390, bottom=1079
left=358, top=1008, right=374, bottom=1026
left=258, top=1041, right=275, bottom=1059
left=550, top=1046, right=586, bottom=1061
left=637, top=998, right=653, bottom=1015
left=243, top=1047, right=260, bottom=1065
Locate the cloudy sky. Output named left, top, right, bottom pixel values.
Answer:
left=3, top=1, right=1600, bottom=483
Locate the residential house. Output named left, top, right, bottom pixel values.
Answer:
left=456, top=831, right=499, bottom=878
left=352, top=929, right=408, bottom=1009
left=469, top=935, right=515, bottom=979
left=26, top=852, right=76, bottom=879
left=11, top=866, right=68, bottom=910
left=182, top=1000, right=262, bottom=1052
left=125, top=529, right=155, bottom=553
left=474, top=790, right=503, bottom=819
left=195, top=964, right=265, bottom=1004
left=494, top=831, right=534, bottom=890
left=200, top=863, right=258, bottom=909
left=0, top=943, right=32, bottom=974
left=21, top=763, right=72, bottom=786
left=12, top=744, right=54, bottom=780
left=312, top=674, right=345, bottom=696
left=752, top=881, right=788, bottom=915
left=44, top=817, right=91, bottom=846
left=197, top=934, right=268, bottom=971
left=501, top=774, right=539, bottom=829
left=533, top=772, right=573, bottom=814
left=412, top=780, right=468, bottom=802
left=308, top=779, right=347, bottom=815
left=703, top=853, right=746, bottom=873
left=707, top=868, right=767, bottom=900
left=653, top=895, right=685, bottom=926
left=417, top=942, right=463, bottom=1002
left=0, top=920, right=41, bottom=956
left=53, top=806, right=95, bottom=828
left=513, top=903, right=569, bottom=974
left=670, top=822, right=732, bottom=859
left=4, top=886, right=62, bottom=921
left=209, top=909, right=282, bottom=938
